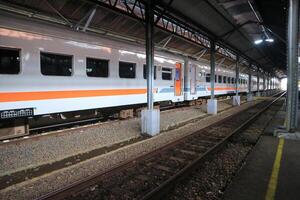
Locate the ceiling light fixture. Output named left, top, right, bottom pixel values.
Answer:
left=248, top=1, right=275, bottom=45
left=265, top=38, right=274, bottom=43
left=254, top=39, right=263, bottom=44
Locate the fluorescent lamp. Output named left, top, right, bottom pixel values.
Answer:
left=265, top=38, right=274, bottom=42
left=254, top=39, right=263, bottom=44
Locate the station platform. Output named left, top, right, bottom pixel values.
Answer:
left=224, top=103, right=300, bottom=200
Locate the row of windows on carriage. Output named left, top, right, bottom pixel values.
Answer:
left=0, top=48, right=247, bottom=84
left=205, top=74, right=248, bottom=85
left=0, top=48, right=172, bottom=80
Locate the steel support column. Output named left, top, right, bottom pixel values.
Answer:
left=146, top=0, right=154, bottom=110
left=210, top=41, right=216, bottom=99
left=235, top=55, right=239, bottom=96
left=247, top=63, right=253, bottom=101
left=256, top=68, right=260, bottom=96
left=286, top=0, right=299, bottom=132
left=232, top=55, right=240, bottom=106
left=141, top=0, right=159, bottom=136
left=248, top=65, right=252, bottom=93
left=207, top=40, right=217, bottom=114
left=257, top=68, right=260, bottom=92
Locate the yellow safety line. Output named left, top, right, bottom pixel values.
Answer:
left=265, top=138, right=285, bottom=200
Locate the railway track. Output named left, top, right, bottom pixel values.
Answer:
left=29, top=94, right=246, bottom=134
left=36, top=92, right=285, bottom=200
left=0, top=94, right=246, bottom=143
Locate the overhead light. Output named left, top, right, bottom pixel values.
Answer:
left=265, top=38, right=274, bottom=43
left=254, top=39, right=263, bottom=44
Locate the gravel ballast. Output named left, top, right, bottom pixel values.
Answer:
left=0, top=99, right=234, bottom=177
left=168, top=143, right=252, bottom=200
left=0, top=99, right=262, bottom=200
left=167, top=98, right=283, bottom=200
left=0, top=106, right=200, bottom=175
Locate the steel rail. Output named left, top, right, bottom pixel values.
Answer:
left=28, top=94, right=245, bottom=133
left=34, top=91, right=284, bottom=200
left=142, top=91, right=285, bottom=199
left=0, top=94, right=243, bottom=143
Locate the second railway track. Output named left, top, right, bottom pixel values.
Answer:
left=37, top=93, right=285, bottom=200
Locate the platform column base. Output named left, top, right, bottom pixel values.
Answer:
left=274, top=128, right=300, bottom=140
left=207, top=99, right=217, bottom=115
left=141, top=109, right=160, bottom=136
left=232, top=96, right=240, bottom=106
left=247, top=93, right=253, bottom=102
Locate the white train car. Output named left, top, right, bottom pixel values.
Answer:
left=0, top=13, right=188, bottom=118
left=0, top=14, right=278, bottom=125
left=184, top=59, right=249, bottom=101
left=0, top=28, right=186, bottom=117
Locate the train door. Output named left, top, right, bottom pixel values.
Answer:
left=175, top=63, right=182, bottom=96
left=190, top=64, right=196, bottom=95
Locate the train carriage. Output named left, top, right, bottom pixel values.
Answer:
left=0, top=14, right=279, bottom=125
left=184, top=59, right=249, bottom=101
left=0, top=27, right=185, bottom=117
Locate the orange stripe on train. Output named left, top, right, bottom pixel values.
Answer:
left=0, top=87, right=245, bottom=103
left=208, top=87, right=243, bottom=91
left=0, top=89, right=147, bottom=102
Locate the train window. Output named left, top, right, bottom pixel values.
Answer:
left=162, top=67, right=172, bottom=80
left=206, top=73, right=210, bottom=82
left=227, top=77, right=231, bottom=83
left=0, top=47, right=20, bottom=74
left=223, top=76, right=227, bottom=83
left=218, top=75, right=222, bottom=83
left=215, top=75, right=217, bottom=83
left=119, top=61, right=136, bottom=78
left=86, top=58, right=109, bottom=77
left=143, top=64, right=156, bottom=79
left=231, top=77, right=234, bottom=84
left=41, top=52, right=72, bottom=76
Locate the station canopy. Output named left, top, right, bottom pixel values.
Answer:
left=0, top=0, right=287, bottom=77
